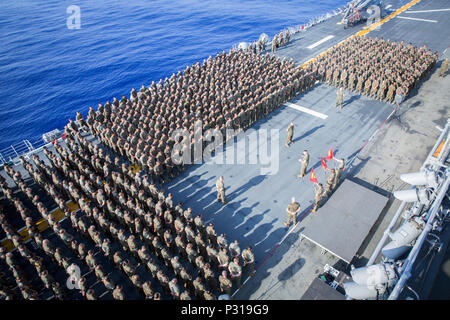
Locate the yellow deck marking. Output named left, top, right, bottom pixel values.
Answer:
left=301, top=0, right=422, bottom=69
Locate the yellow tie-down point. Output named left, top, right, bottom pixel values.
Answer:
left=129, top=163, right=141, bottom=174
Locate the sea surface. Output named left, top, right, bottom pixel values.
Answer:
left=0, top=0, right=348, bottom=153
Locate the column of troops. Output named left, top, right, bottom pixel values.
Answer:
left=70, top=47, right=316, bottom=185
left=1, top=127, right=258, bottom=300
left=310, top=36, right=438, bottom=103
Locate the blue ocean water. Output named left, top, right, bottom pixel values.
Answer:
left=0, top=0, right=347, bottom=152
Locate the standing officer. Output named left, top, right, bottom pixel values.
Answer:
left=438, top=58, right=448, bottom=78
left=298, top=150, right=309, bottom=178
left=242, top=245, right=255, bottom=276
left=325, top=168, right=336, bottom=196
left=206, top=223, right=217, bottom=246
left=284, top=197, right=301, bottom=228
left=285, top=122, right=294, bottom=147
left=228, top=257, right=242, bottom=289
left=312, top=183, right=323, bottom=212
left=335, top=87, right=344, bottom=110
left=219, top=270, right=233, bottom=296
left=169, top=278, right=181, bottom=299
left=217, top=248, right=230, bottom=271
left=112, top=285, right=125, bottom=300
left=216, top=176, right=227, bottom=204
left=193, top=277, right=206, bottom=299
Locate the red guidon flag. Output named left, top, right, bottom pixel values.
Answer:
left=326, top=148, right=334, bottom=162
left=321, top=157, right=327, bottom=170
left=62, top=133, right=66, bottom=140
left=309, top=168, right=318, bottom=184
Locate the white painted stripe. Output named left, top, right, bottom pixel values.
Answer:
left=385, top=4, right=392, bottom=9
left=397, top=16, right=438, bottom=23
left=285, top=102, right=328, bottom=119
left=405, top=8, right=450, bottom=13
left=307, top=35, right=335, bottom=49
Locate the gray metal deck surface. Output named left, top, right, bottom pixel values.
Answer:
left=301, top=179, right=389, bottom=264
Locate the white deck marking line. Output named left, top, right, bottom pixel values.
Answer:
left=397, top=16, right=438, bottom=22
left=405, top=8, right=450, bottom=13
left=307, top=35, right=335, bottom=49
left=285, top=102, right=328, bottom=119
left=385, top=4, right=392, bottom=9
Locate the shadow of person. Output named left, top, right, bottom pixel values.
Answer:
left=342, top=94, right=361, bottom=107
left=226, top=175, right=267, bottom=201
left=277, top=257, right=306, bottom=281
left=293, top=125, right=325, bottom=143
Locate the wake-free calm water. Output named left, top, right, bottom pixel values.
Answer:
left=0, top=0, right=347, bottom=152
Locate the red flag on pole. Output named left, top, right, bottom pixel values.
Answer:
left=321, top=157, right=327, bottom=170
left=309, top=168, right=318, bottom=184
left=326, top=148, right=334, bottom=161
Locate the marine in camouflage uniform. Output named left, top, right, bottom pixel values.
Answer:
left=241, top=246, right=255, bottom=276
left=193, top=277, right=206, bottom=299
left=298, top=150, right=309, bottom=178
left=216, top=176, right=227, bottom=204
left=284, top=197, right=300, bottom=227
left=312, top=183, right=324, bottom=213
left=370, top=78, right=379, bottom=99
left=355, top=75, right=364, bottom=94
left=363, top=77, right=372, bottom=96
left=228, top=257, right=242, bottom=289
left=219, top=270, right=233, bottom=296
left=348, top=72, right=356, bottom=92
left=325, top=168, right=336, bottom=196
left=377, top=80, right=387, bottom=101
left=385, top=83, right=396, bottom=104
left=285, top=122, right=294, bottom=147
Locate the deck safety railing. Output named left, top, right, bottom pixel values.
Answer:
left=0, top=136, right=50, bottom=165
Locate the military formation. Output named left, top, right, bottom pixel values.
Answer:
left=71, top=47, right=317, bottom=187
left=1, top=30, right=443, bottom=300
left=311, top=36, right=438, bottom=103
left=0, top=129, right=256, bottom=300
